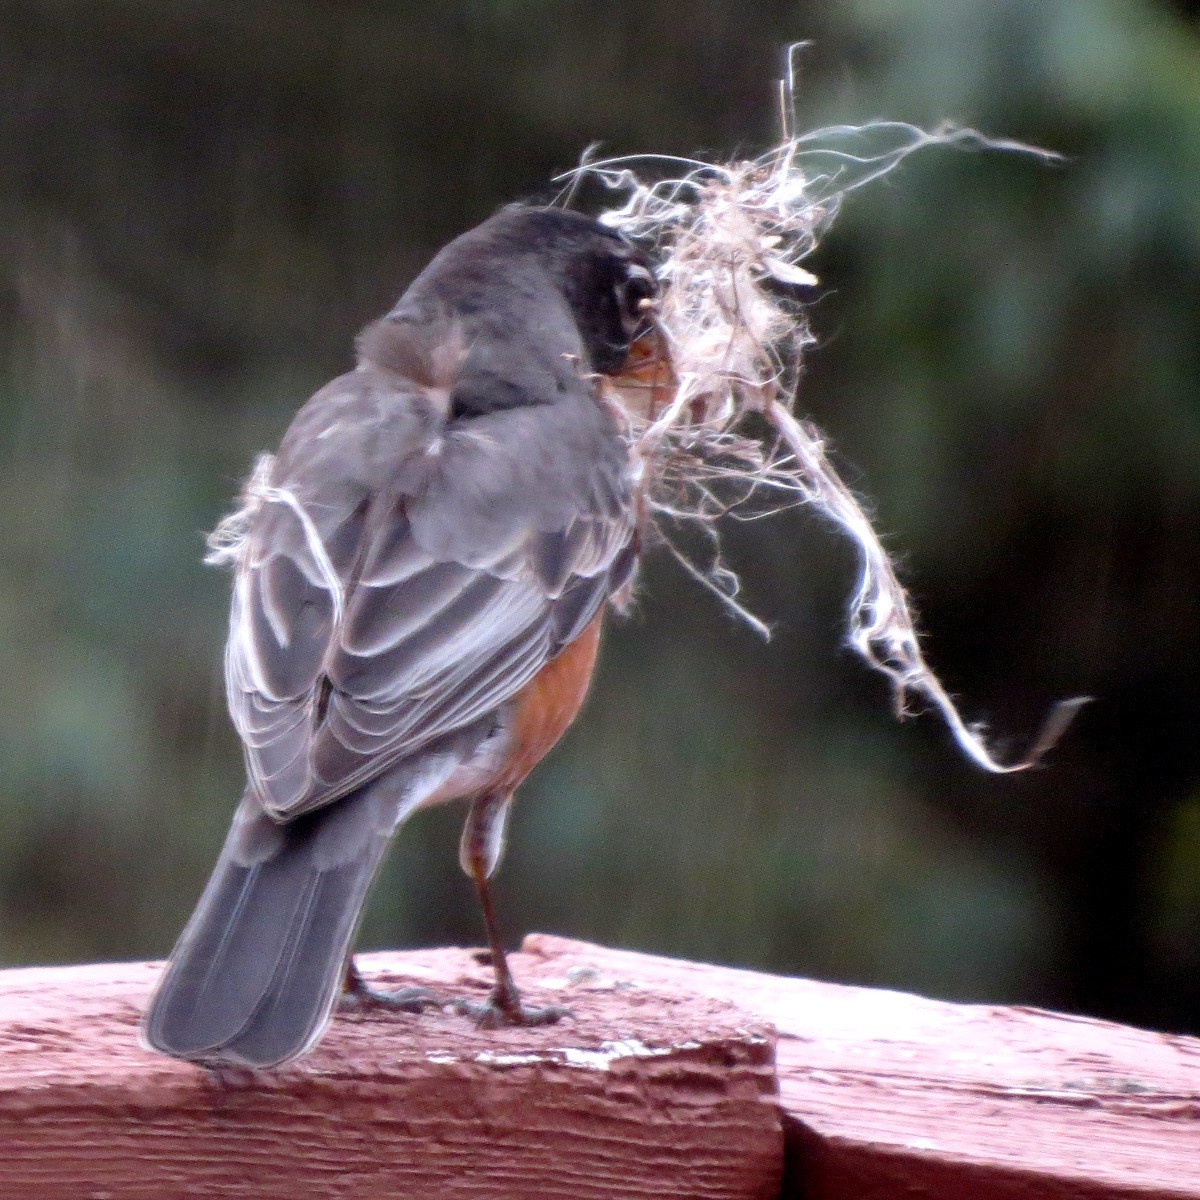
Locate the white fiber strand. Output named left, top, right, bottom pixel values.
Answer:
left=563, top=97, right=1082, bottom=771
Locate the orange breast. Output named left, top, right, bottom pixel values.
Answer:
left=495, top=614, right=604, bottom=791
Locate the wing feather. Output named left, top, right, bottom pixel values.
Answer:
left=223, top=368, right=634, bottom=819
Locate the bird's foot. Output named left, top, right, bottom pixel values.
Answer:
left=339, top=980, right=442, bottom=1015
left=204, top=1063, right=260, bottom=1089
left=452, top=982, right=569, bottom=1029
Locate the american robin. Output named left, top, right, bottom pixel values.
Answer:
left=142, top=207, right=661, bottom=1068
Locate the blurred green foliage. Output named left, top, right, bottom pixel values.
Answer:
left=2, top=0, right=1199, bottom=1033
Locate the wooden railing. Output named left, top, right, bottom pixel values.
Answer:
left=0, top=934, right=1195, bottom=1198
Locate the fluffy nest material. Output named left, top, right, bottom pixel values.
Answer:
left=564, top=115, right=1084, bottom=772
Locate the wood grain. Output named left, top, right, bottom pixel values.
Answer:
left=4, top=936, right=1197, bottom=1199
left=520, top=935, right=1200, bottom=1200
left=0, top=947, right=781, bottom=1200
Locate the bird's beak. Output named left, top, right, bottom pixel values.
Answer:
left=605, top=319, right=677, bottom=423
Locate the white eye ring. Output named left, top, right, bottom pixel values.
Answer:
left=616, top=263, right=657, bottom=336
left=626, top=263, right=656, bottom=289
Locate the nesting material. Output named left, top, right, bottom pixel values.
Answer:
left=567, top=116, right=1084, bottom=772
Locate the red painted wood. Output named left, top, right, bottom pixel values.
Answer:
left=0, top=948, right=781, bottom=1199
left=520, top=935, right=1200, bottom=1200
left=2, top=936, right=1196, bottom=1198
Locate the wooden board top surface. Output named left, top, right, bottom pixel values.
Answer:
left=518, top=935, right=1200, bottom=1200
left=1, top=936, right=1197, bottom=1198
left=0, top=947, right=782, bottom=1200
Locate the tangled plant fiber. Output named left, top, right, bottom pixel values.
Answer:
left=564, top=97, right=1085, bottom=771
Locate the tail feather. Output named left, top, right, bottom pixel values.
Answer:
left=143, top=779, right=395, bottom=1068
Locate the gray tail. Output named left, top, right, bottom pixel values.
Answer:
left=143, top=779, right=396, bottom=1068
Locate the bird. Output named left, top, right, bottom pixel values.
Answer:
left=142, top=206, right=663, bottom=1069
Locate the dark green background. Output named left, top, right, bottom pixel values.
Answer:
left=3, top=0, right=1199, bottom=1034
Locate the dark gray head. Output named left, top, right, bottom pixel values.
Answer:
left=470, top=207, right=658, bottom=372
left=381, top=206, right=659, bottom=378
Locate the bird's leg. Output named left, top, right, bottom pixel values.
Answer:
left=454, top=791, right=567, bottom=1028
left=338, top=958, right=441, bottom=1014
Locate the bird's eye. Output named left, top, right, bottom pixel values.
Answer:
left=616, top=262, right=658, bottom=335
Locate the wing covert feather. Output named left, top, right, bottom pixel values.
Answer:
left=223, top=370, right=634, bottom=818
